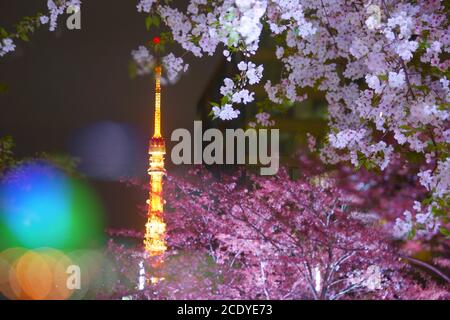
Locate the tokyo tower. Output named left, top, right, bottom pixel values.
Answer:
left=144, top=65, right=167, bottom=257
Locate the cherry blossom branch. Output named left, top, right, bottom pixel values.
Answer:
left=400, top=255, right=450, bottom=283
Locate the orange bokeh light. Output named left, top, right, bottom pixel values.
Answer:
left=0, top=248, right=75, bottom=300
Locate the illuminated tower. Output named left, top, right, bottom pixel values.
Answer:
left=144, top=66, right=167, bottom=257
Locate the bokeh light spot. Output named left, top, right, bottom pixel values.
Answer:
left=0, top=161, right=104, bottom=250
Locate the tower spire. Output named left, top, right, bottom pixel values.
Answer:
left=144, top=65, right=166, bottom=258
left=153, top=65, right=162, bottom=138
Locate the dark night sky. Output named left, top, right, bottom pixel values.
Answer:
left=0, top=0, right=222, bottom=229
left=0, top=0, right=222, bottom=167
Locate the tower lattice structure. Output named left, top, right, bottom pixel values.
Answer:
left=144, top=66, right=167, bottom=257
